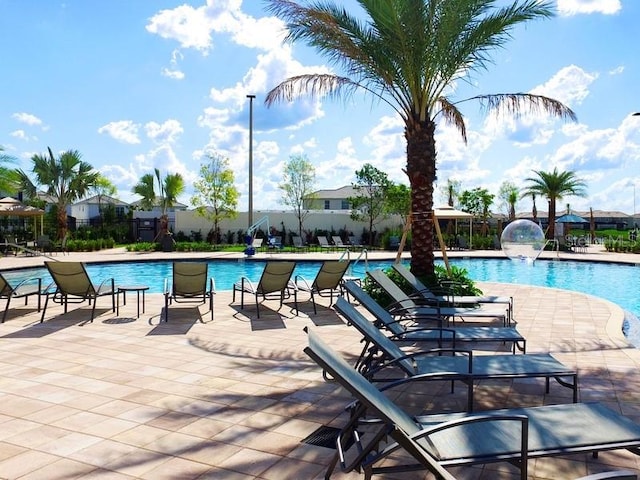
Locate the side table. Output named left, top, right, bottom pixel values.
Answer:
left=117, top=285, right=149, bottom=318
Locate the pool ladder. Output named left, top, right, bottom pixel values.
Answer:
left=339, top=248, right=368, bottom=282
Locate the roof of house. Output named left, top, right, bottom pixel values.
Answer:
left=130, top=197, right=188, bottom=209
left=73, top=195, right=130, bottom=206
left=310, top=185, right=357, bottom=199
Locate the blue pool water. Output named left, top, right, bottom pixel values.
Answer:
left=4, top=257, right=640, bottom=342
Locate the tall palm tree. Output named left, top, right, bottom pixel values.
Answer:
left=264, top=0, right=576, bottom=277
left=17, top=147, right=99, bottom=240
left=132, top=168, right=185, bottom=241
left=523, top=167, right=587, bottom=239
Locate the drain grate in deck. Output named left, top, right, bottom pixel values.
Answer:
left=302, top=425, right=355, bottom=450
left=301, top=426, right=342, bottom=449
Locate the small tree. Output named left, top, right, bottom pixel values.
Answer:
left=385, top=183, right=411, bottom=226
left=17, top=147, right=99, bottom=240
left=349, top=164, right=391, bottom=246
left=191, top=153, right=240, bottom=244
left=132, top=168, right=185, bottom=242
left=523, top=167, right=587, bottom=239
left=498, top=181, right=519, bottom=221
left=92, top=174, right=117, bottom=215
left=459, top=187, right=495, bottom=236
left=279, top=154, right=316, bottom=237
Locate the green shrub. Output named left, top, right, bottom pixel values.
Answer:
left=362, top=264, right=481, bottom=308
left=126, top=242, right=158, bottom=252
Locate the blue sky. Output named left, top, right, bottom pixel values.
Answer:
left=1, top=0, right=639, bottom=216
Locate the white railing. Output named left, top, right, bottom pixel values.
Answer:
left=339, top=248, right=369, bottom=277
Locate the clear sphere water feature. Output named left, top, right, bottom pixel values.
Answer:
left=500, top=219, right=546, bottom=263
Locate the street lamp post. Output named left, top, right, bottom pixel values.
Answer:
left=247, top=94, right=255, bottom=230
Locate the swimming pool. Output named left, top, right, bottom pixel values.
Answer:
left=4, top=257, right=639, bottom=311
left=4, top=258, right=640, bottom=343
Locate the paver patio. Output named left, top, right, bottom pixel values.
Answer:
left=0, top=247, right=639, bottom=479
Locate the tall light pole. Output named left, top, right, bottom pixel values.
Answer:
left=247, top=94, right=255, bottom=230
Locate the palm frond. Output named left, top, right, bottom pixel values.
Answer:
left=438, top=97, right=467, bottom=143
left=467, top=93, right=577, bottom=122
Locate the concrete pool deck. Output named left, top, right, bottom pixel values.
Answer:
left=0, top=246, right=639, bottom=478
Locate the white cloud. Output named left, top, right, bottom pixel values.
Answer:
left=12, top=112, right=42, bottom=126
left=161, top=68, right=185, bottom=80
left=145, top=120, right=183, bottom=144
left=609, top=65, right=624, bottom=75
left=557, top=0, right=621, bottom=16
left=531, top=65, right=598, bottom=107
left=97, top=120, right=141, bottom=144
left=482, top=65, right=598, bottom=147
left=146, top=0, right=285, bottom=54
left=550, top=115, right=640, bottom=173
left=10, top=130, right=31, bottom=141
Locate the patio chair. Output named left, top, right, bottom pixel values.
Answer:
left=392, top=263, right=514, bottom=323
left=164, top=262, right=215, bottom=322
left=333, top=297, right=577, bottom=411
left=53, top=233, right=70, bottom=255
left=36, top=234, right=53, bottom=254
left=317, top=235, right=333, bottom=251
left=347, top=235, right=363, bottom=250
left=368, top=269, right=510, bottom=326
left=267, top=235, right=283, bottom=250
left=293, top=260, right=350, bottom=314
left=332, top=235, right=349, bottom=249
left=232, top=261, right=297, bottom=318
left=0, top=273, right=43, bottom=323
left=343, top=280, right=526, bottom=354
left=304, top=328, right=640, bottom=480
left=41, top=261, right=115, bottom=323
left=291, top=235, right=307, bottom=252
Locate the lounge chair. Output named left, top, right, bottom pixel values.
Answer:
left=291, top=235, right=308, bottom=252
left=252, top=237, right=264, bottom=251
left=332, top=236, right=349, bottom=249
left=267, top=235, right=283, bottom=250
left=333, top=297, right=577, bottom=411
left=53, top=233, right=70, bottom=255
left=392, top=263, right=514, bottom=323
left=388, top=235, right=400, bottom=250
left=232, top=261, right=297, bottom=318
left=347, top=235, right=363, bottom=250
left=36, top=234, right=53, bottom=254
left=0, top=273, right=43, bottom=323
left=293, top=260, right=350, bottom=314
left=367, top=269, right=510, bottom=326
left=304, top=328, right=640, bottom=480
left=343, top=280, right=526, bottom=353
left=41, top=261, right=115, bottom=323
left=317, top=235, right=333, bottom=252
left=164, top=262, right=215, bottom=322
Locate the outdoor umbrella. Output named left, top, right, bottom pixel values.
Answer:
left=555, top=212, right=588, bottom=238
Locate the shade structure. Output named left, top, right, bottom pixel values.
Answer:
left=0, top=197, right=44, bottom=217
left=433, top=205, right=473, bottom=220
left=0, top=197, right=45, bottom=240
left=556, top=213, right=588, bottom=224
left=434, top=205, right=473, bottom=247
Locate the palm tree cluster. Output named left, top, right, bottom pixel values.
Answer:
left=523, top=167, right=587, bottom=239
left=132, top=168, right=185, bottom=242
left=265, top=0, right=576, bottom=276
left=17, top=147, right=100, bottom=241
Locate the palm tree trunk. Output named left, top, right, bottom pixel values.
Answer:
left=406, top=117, right=436, bottom=277
left=548, top=199, right=557, bottom=239
left=57, top=204, right=67, bottom=241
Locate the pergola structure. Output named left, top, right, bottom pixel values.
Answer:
left=0, top=197, right=45, bottom=241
